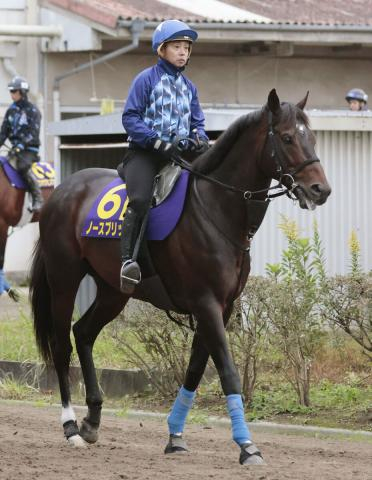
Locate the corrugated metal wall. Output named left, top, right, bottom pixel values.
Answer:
left=60, top=148, right=123, bottom=179
left=251, top=129, right=372, bottom=275
left=61, top=128, right=372, bottom=313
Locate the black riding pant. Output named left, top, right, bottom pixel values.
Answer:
left=15, top=150, right=38, bottom=175
left=119, top=149, right=167, bottom=218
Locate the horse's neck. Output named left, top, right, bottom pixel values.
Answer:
left=192, top=148, right=269, bottom=251
left=209, top=130, right=270, bottom=200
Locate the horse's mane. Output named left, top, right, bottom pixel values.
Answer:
left=193, top=102, right=309, bottom=174
left=192, top=109, right=264, bottom=174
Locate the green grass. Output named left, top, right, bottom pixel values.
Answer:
left=0, top=315, right=143, bottom=369
left=1, top=315, right=371, bottom=432
left=0, top=314, right=38, bottom=362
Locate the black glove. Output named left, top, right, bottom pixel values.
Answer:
left=193, top=139, right=209, bottom=154
left=153, top=139, right=179, bottom=161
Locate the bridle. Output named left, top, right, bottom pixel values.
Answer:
left=172, top=109, right=320, bottom=201
left=265, top=110, right=320, bottom=200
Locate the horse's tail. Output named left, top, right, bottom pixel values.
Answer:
left=29, top=238, right=53, bottom=364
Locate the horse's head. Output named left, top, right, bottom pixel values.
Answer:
left=262, top=89, right=331, bottom=209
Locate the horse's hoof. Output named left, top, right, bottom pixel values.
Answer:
left=164, top=434, right=188, bottom=454
left=239, top=442, right=265, bottom=465
left=80, top=418, right=99, bottom=444
left=67, top=434, right=87, bottom=448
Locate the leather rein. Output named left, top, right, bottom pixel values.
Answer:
left=172, top=110, right=320, bottom=201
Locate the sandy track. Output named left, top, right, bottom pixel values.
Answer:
left=0, top=402, right=371, bottom=480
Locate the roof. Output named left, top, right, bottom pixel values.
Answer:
left=43, top=0, right=372, bottom=28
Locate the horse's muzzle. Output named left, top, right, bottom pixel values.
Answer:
left=294, top=183, right=331, bottom=210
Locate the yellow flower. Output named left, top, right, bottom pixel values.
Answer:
left=348, top=230, right=360, bottom=255
left=278, top=216, right=299, bottom=241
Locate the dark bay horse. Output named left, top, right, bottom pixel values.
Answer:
left=0, top=159, right=54, bottom=297
left=29, top=90, right=331, bottom=464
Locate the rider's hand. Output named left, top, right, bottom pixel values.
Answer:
left=193, top=139, right=209, bottom=154
left=14, top=144, right=24, bottom=154
left=153, top=139, right=179, bottom=161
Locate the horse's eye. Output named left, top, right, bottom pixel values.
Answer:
left=282, top=135, right=292, bottom=144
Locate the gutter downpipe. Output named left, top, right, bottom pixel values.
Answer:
left=52, top=18, right=145, bottom=185
left=2, top=57, right=18, bottom=77
left=0, top=25, right=63, bottom=36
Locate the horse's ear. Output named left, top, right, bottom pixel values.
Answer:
left=297, top=91, right=309, bottom=110
left=268, top=89, right=281, bottom=115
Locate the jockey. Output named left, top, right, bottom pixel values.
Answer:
left=118, top=19, right=209, bottom=291
left=345, top=88, right=368, bottom=111
left=0, top=76, right=43, bottom=212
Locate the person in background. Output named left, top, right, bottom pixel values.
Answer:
left=0, top=76, right=43, bottom=212
left=118, top=19, right=209, bottom=290
left=345, top=88, right=368, bottom=111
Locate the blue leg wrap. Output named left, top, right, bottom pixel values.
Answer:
left=227, top=394, right=251, bottom=445
left=0, top=269, right=9, bottom=294
left=167, top=386, right=196, bottom=435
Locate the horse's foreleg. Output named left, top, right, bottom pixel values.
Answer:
left=194, top=302, right=264, bottom=465
left=0, top=221, right=11, bottom=296
left=73, top=278, right=129, bottom=444
left=165, top=332, right=209, bottom=454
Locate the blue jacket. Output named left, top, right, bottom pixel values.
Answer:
left=0, top=98, right=41, bottom=151
left=122, top=58, right=208, bottom=149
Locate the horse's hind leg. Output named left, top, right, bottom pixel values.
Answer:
left=73, top=277, right=129, bottom=444
left=48, top=274, right=85, bottom=446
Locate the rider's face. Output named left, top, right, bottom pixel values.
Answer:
left=10, top=90, right=22, bottom=102
left=348, top=99, right=363, bottom=111
left=160, top=41, right=191, bottom=68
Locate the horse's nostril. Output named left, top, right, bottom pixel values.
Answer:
left=311, top=183, right=331, bottom=197
left=311, top=184, right=322, bottom=195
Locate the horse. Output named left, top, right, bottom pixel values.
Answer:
left=0, top=157, right=54, bottom=298
left=29, top=89, right=331, bottom=465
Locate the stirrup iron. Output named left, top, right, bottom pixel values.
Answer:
left=120, top=260, right=141, bottom=293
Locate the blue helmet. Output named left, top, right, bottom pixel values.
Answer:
left=345, top=88, right=368, bottom=103
left=152, top=20, right=198, bottom=53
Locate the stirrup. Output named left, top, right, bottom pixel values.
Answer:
left=120, top=260, right=141, bottom=293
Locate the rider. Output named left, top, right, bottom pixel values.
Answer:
left=345, top=88, right=368, bottom=111
left=118, top=19, right=209, bottom=290
left=0, top=76, right=43, bottom=212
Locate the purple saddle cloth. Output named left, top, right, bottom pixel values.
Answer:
left=0, top=155, right=55, bottom=188
left=82, top=170, right=190, bottom=241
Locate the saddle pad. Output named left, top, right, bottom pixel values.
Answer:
left=82, top=170, right=189, bottom=241
left=0, top=156, right=55, bottom=189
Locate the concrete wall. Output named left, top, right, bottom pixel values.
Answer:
left=47, top=51, right=372, bottom=110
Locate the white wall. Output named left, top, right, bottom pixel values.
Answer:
left=4, top=223, right=39, bottom=274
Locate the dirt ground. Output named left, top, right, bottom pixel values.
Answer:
left=0, top=403, right=371, bottom=480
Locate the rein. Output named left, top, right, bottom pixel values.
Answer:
left=172, top=110, right=320, bottom=201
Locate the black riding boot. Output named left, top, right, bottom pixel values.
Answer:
left=24, top=169, right=43, bottom=212
left=120, top=207, right=142, bottom=293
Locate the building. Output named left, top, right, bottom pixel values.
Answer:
left=1, top=0, right=372, bottom=278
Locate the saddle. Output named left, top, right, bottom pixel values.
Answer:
left=0, top=155, right=55, bottom=189
left=153, top=163, right=182, bottom=206
left=82, top=166, right=189, bottom=241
